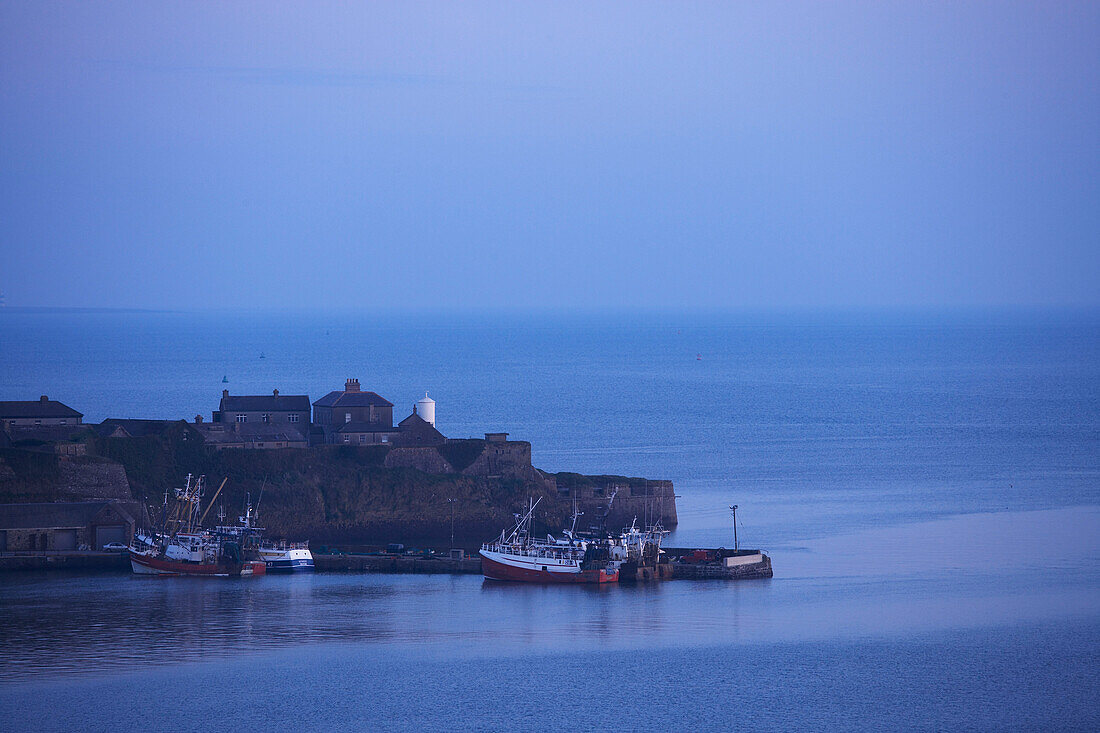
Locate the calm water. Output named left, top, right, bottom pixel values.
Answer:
left=1, top=308, right=1098, bottom=730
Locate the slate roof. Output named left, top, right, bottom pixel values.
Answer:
left=335, top=422, right=397, bottom=434
left=95, top=419, right=188, bottom=438
left=0, top=400, right=83, bottom=419
left=313, top=391, right=393, bottom=408
left=0, top=501, right=132, bottom=530
left=398, top=412, right=428, bottom=428
left=394, top=412, right=446, bottom=446
left=220, top=395, right=311, bottom=412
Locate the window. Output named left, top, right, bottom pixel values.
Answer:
left=262, top=413, right=270, bottom=423
left=60, top=419, right=67, bottom=425
left=359, top=434, right=366, bottom=443
left=343, top=434, right=350, bottom=443
left=381, top=434, right=389, bottom=444
left=345, top=412, right=352, bottom=423
left=34, top=419, right=41, bottom=425
left=236, top=414, right=247, bottom=423
left=288, top=414, right=299, bottom=423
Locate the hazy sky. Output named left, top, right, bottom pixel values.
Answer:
left=1, top=2, right=1097, bottom=311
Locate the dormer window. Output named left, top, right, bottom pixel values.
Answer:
left=345, top=412, right=352, bottom=423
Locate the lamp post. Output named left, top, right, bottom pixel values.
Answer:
left=447, top=497, right=457, bottom=549
left=729, top=504, right=739, bottom=553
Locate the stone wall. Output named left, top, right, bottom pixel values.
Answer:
left=57, top=459, right=131, bottom=500
left=384, top=447, right=455, bottom=474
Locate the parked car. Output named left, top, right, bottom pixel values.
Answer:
left=102, top=542, right=127, bottom=551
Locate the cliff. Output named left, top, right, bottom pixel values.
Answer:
left=0, top=431, right=677, bottom=547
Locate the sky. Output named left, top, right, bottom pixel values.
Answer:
left=1, top=1, right=1097, bottom=311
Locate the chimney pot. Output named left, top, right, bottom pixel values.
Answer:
left=345, top=378, right=361, bottom=392
left=40, top=395, right=48, bottom=402
left=195, top=415, right=203, bottom=424
left=273, top=389, right=279, bottom=397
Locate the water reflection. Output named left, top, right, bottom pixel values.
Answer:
left=2, top=507, right=1097, bottom=681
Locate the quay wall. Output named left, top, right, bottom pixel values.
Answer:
left=670, top=554, right=773, bottom=580
left=0, top=551, right=129, bottom=572
left=314, top=553, right=482, bottom=574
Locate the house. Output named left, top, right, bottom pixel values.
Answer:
left=211, top=389, right=310, bottom=429
left=202, top=389, right=311, bottom=449
left=313, top=379, right=396, bottom=444
left=0, top=396, right=83, bottom=431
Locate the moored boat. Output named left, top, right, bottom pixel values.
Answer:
left=128, top=474, right=266, bottom=578
left=257, top=541, right=314, bottom=572
left=480, top=498, right=619, bottom=583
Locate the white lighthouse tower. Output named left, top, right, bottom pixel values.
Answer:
left=416, top=393, right=436, bottom=426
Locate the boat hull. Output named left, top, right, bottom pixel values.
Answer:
left=263, top=557, right=315, bottom=573
left=130, top=550, right=266, bottom=577
left=480, top=552, right=618, bottom=584
left=259, top=548, right=314, bottom=573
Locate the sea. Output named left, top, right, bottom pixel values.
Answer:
left=0, top=307, right=1097, bottom=731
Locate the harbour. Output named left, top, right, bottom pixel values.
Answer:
left=0, top=544, right=773, bottom=581
left=1, top=309, right=1097, bottom=731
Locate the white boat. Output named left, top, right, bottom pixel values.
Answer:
left=257, top=542, right=314, bottom=572
left=213, top=494, right=314, bottom=572
left=479, top=498, right=619, bottom=584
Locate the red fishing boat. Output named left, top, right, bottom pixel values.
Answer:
left=128, top=474, right=266, bottom=578
left=479, top=498, right=619, bottom=583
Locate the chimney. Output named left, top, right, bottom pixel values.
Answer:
left=345, top=378, right=361, bottom=393
left=273, top=389, right=279, bottom=398
left=195, top=415, right=203, bottom=424
left=40, top=395, right=48, bottom=402
left=222, top=389, right=229, bottom=399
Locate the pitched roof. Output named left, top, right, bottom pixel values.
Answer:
left=220, top=394, right=311, bottom=412
left=0, top=399, right=83, bottom=419
left=313, top=390, right=393, bottom=408
left=0, top=501, right=113, bottom=529
left=95, top=419, right=188, bottom=438
left=393, top=412, right=446, bottom=446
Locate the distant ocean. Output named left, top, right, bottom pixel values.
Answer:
left=1, top=307, right=1098, bottom=730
